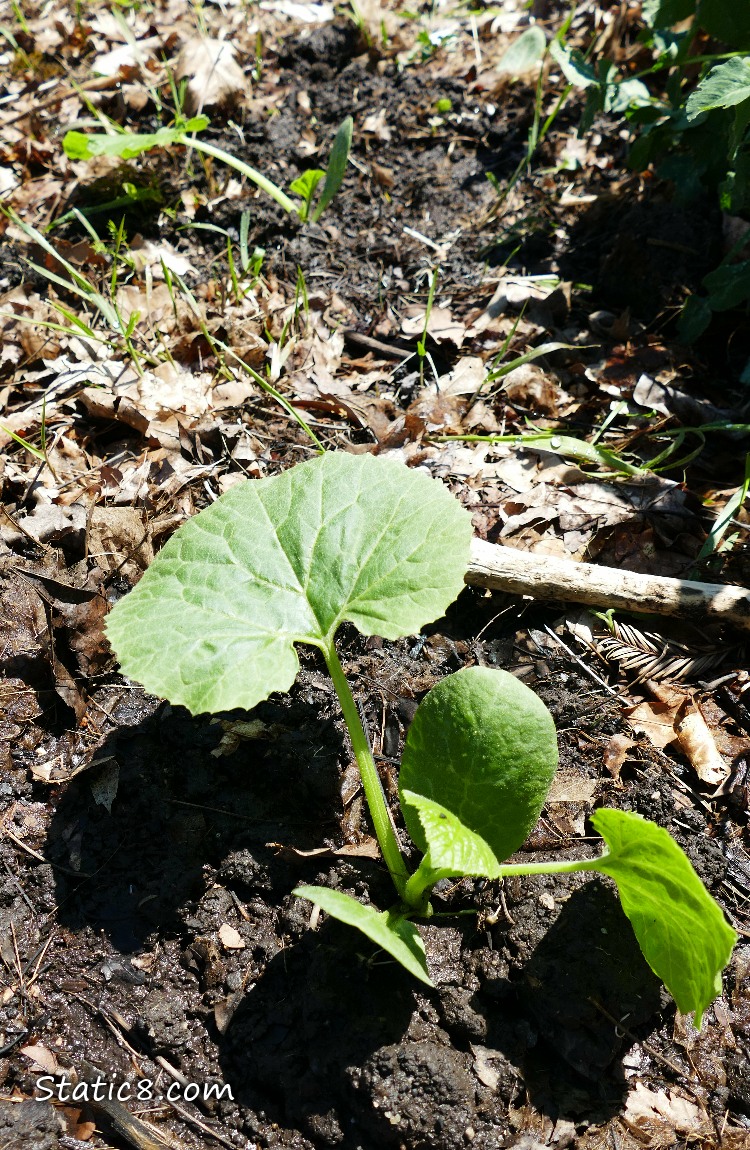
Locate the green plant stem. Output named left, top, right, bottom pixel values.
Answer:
left=185, top=137, right=299, bottom=216
left=323, top=641, right=409, bottom=897
left=431, top=432, right=645, bottom=476
left=495, top=856, right=598, bottom=878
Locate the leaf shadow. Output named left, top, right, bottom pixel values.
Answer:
left=47, top=691, right=346, bottom=953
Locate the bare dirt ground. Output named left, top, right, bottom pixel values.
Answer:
left=1, top=2, right=750, bottom=1148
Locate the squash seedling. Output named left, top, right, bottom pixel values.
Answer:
left=106, top=453, right=736, bottom=1026
left=63, top=115, right=353, bottom=225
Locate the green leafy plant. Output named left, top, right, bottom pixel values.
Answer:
left=546, top=2, right=750, bottom=343
left=106, top=453, right=735, bottom=1025
left=487, top=18, right=651, bottom=203
left=63, top=115, right=353, bottom=225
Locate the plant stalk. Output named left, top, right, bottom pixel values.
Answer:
left=324, top=642, right=409, bottom=897
left=495, top=856, right=600, bottom=878
left=185, top=137, right=300, bottom=216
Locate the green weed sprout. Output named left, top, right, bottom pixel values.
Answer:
left=63, top=115, right=353, bottom=224
left=106, top=453, right=735, bottom=1025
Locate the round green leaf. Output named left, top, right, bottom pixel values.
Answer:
left=106, top=453, right=472, bottom=714
left=590, top=809, right=737, bottom=1027
left=399, top=667, right=559, bottom=863
left=497, top=26, right=547, bottom=75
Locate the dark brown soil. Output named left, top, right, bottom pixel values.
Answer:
left=2, top=9, right=750, bottom=1150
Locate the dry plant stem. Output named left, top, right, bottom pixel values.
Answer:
left=467, top=538, right=750, bottom=631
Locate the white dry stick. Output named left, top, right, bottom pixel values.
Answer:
left=466, top=538, right=750, bottom=632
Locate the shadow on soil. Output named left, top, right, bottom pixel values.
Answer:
left=45, top=693, right=661, bottom=1148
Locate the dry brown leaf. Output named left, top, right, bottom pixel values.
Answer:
left=362, top=109, right=392, bottom=142
left=60, top=1106, right=97, bottom=1142
left=88, top=506, right=154, bottom=581
left=502, top=363, right=575, bottom=416
left=603, top=733, right=636, bottom=779
left=626, top=699, right=677, bottom=751
left=623, top=1082, right=706, bottom=1135
left=650, top=683, right=729, bottom=786
left=401, top=305, right=466, bottom=346
left=175, top=36, right=247, bottom=114
left=218, top=923, right=246, bottom=950
left=20, top=1043, right=59, bottom=1074
left=432, top=356, right=484, bottom=396
left=267, top=839, right=380, bottom=861
left=546, top=773, right=597, bottom=803
left=627, top=684, right=729, bottom=786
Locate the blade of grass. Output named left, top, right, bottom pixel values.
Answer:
left=311, top=116, right=353, bottom=223
left=696, top=454, right=750, bottom=561
left=432, top=430, right=646, bottom=476
left=6, top=209, right=123, bottom=333
left=171, top=272, right=325, bottom=451
left=0, top=424, right=46, bottom=461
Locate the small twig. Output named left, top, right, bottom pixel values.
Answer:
left=587, top=998, right=689, bottom=1079
left=0, top=74, right=121, bottom=128
left=467, top=538, right=750, bottom=631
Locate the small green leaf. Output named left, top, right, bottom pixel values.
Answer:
left=401, top=791, right=501, bottom=880
left=289, top=169, right=325, bottom=199
left=590, top=809, right=737, bottom=1027
left=605, top=78, right=653, bottom=113
left=311, top=116, right=353, bottom=224
left=497, top=26, right=547, bottom=75
left=62, top=119, right=209, bottom=162
left=642, top=0, right=694, bottom=26
left=678, top=294, right=713, bottom=342
left=685, top=58, right=750, bottom=122
left=293, top=885, right=433, bottom=985
left=106, top=453, right=472, bottom=715
left=548, top=40, right=598, bottom=89
left=702, top=258, right=750, bottom=310
left=399, top=667, right=558, bottom=863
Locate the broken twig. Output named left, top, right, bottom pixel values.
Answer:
left=466, top=538, right=750, bottom=631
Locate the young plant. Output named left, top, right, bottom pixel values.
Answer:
left=62, top=115, right=353, bottom=226
left=106, top=453, right=736, bottom=1026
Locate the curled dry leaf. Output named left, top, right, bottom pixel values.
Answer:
left=175, top=37, right=247, bottom=115
left=401, top=305, right=466, bottom=346
left=627, top=683, right=729, bottom=787
left=624, top=1082, right=707, bottom=1136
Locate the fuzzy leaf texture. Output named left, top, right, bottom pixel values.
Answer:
left=685, top=57, right=750, bottom=121
left=293, top=886, right=432, bottom=985
left=399, top=667, right=559, bottom=862
left=401, top=791, right=502, bottom=882
left=497, top=26, right=547, bottom=75
left=106, top=453, right=473, bottom=714
left=590, top=809, right=737, bottom=1027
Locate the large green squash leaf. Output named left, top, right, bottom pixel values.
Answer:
left=399, top=667, right=558, bottom=863
left=590, top=809, right=737, bottom=1027
left=106, top=453, right=472, bottom=714
left=293, top=885, right=432, bottom=985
